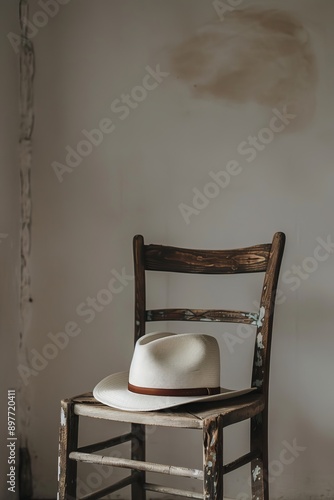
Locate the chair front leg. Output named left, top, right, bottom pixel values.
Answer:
left=203, top=415, right=224, bottom=499
left=131, top=423, right=146, bottom=500
left=58, top=399, right=79, bottom=500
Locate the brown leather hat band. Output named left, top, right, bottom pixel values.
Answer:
left=128, top=383, right=220, bottom=397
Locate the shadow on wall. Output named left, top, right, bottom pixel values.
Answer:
left=170, top=8, right=317, bottom=129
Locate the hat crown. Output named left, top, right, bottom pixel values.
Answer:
left=129, top=332, right=220, bottom=391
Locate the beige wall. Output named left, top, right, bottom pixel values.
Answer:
left=0, top=1, right=20, bottom=499
left=25, top=0, right=334, bottom=498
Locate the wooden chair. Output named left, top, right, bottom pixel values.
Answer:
left=57, top=232, right=285, bottom=500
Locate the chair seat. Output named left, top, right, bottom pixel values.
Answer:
left=71, top=392, right=265, bottom=429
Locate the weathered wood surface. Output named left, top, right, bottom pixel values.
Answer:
left=223, top=450, right=259, bottom=475
left=144, top=482, right=203, bottom=498
left=74, top=396, right=203, bottom=429
left=134, top=234, right=146, bottom=342
left=203, top=415, right=224, bottom=499
left=250, top=457, right=266, bottom=500
left=73, top=392, right=265, bottom=429
left=251, top=232, right=285, bottom=395
left=57, top=399, right=79, bottom=500
left=144, top=242, right=271, bottom=274
left=69, top=452, right=204, bottom=480
left=131, top=423, right=146, bottom=499
left=187, top=393, right=265, bottom=427
left=146, top=308, right=259, bottom=324
left=251, top=410, right=269, bottom=500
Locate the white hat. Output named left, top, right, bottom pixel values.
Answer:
left=93, top=332, right=255, bottom=412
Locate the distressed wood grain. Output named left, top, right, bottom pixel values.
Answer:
left=70, top=452, right=204, bottom=480
left=131, top=423, right=146, bottom=499
left=144, top=242, right=271, bottom=274
left=144, top=483, right=203, bottom=498
left=146, top=308, right=259, bottom=324
left=203, top=415, right=224, bottom=499
left=57, top=399, right=78, bottom=500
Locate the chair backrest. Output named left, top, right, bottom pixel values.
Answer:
left=133, top=233, right=285, bottom=397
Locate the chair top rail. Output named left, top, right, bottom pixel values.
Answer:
left=144, top=242, right=271, bottom=274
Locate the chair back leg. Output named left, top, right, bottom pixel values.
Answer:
left=131, top=423, right=146, bottom=499
left=251, top=411, right=269, bottom=500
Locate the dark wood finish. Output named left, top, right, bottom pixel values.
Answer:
left=144, top=242, right=271, bottom=274
left=146, top=308, right=259, bottom=324
left=250, top=232, right=285, bottom=500
left=58, top=399, right=79, bottom=500
left=251, top=411, right=268, bottom=500
left=203, top=415, right=224, bottom=499
left=133, top=235, right=146, bottom=342
left=251, top=232, right=285, bottom=395
left=250, top=456, right=266, bottom=500
left=223, top=450, right=259, bottom=474
left=131, top=423, right=146, bottom=500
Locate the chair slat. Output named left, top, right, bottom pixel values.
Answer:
left=223, top=450, right=259, bottom=474
left=69, top=452, right=204, bottom=480
left=144, top=482, right=203, bottom=498
left=146, top=308, right=259, bottom=324
left=144, top=243, right=271, bottom=274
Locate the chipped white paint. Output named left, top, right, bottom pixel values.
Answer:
left=57, top=453, right=61, bottom=481
left=256, top=306, right=265, bottom=327
left=245, top=311, right=259, bottom=324
left=60, top=407, right=66, bottom=427
left=257, top=331, right=264, bottom=349
left=193, top=469, right=203, bottom=478
left=252, top=464, right=261, bottom=481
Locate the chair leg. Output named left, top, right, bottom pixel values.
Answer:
left=57, top=399, right=79, bottom=500
left=203, top=415, right=224, bottom=499
left=131, top=423, right=146, bottom=500
left=251, top=411, right=269, bottom=500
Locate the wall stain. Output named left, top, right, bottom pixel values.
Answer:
left=171, top=8, right=317, bottom=128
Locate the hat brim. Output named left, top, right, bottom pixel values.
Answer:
left=93, top=372, right=256, bottom=412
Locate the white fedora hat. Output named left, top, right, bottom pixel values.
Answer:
left=93, top=332, right=255, bottom=412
